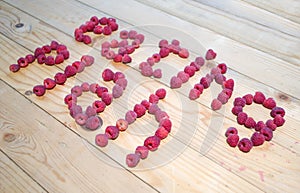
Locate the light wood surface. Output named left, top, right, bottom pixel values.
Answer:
left=0, top=0, right=299, bottom=192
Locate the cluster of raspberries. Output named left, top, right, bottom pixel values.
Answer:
left=226, top=92, right=286, bottom=152
left=74, top=16, right=118, bottom=44
left=64, top=69, right=127, bottom=130
left=33, top=55, right=94, bottom=96
left=9, top=40, right=69, bottom=72
left=101, top=30, right=145, bottom=64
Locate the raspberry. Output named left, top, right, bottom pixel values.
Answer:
left=270, top=107, right=285, bottom=118
left=34, top=47, right=45, bottom=57
left=119, top=40, right=128, bottom=48
left=260, top=127, right=273, bottom=141
left=103, top=26, right=112, bottom=35
left=16, top=57, right=28, bottom=67
left=159, top=39, right=168, bottom=48
left=102, top=41, right=111, bottom=49
left=110, top=39, right=119, bottom=48
left=112, top=84, right=124, bottom=98
left=243, top=94, right=253, bottom=105
left=217, top=63, right=227, bottom=74
left=170, top=76, right=182, bottom=89
left=190, top=62, right=201, bottom=71
left=253, top=91, right=266, bottom=104
left=211, top=67, right=221, bottom=76
left=159, top=47, right=170, bottom=58
left=116, top=119, right=128, bottom=131
left=60, top=50, right=70, bottom=60
left=263, top=98, right=276, bottom=109
left=128, top=30, right=137, bottom=39
left=194, top=83, right=204, bottom=94
left=85, top=116, right=101, bottom=130
left=105, top=50, right=115, bottom=60
left=90, top=16, right=99, bottom=23
left=266, top=119, right=277, bottom=131
left=135, top=146, right=149, bottom=159
left=105, top=126, right=119, bottom=140
left=159, top=119, right=172, bottom=133
left=223, top=79, right=234, bottom=90
left=86, top=21, right=95, bottom=31
left=37, top=54, right=46, bottom=64
left=122, top=54, right=132, bottom=64
left=152, top=53, right=161, bottom=63
left=74, top=113, right=88, bottom=126
left=148, top=104, right=160, bottom=115
left=55, top=54, right=64, bottom=64
left=43, top=78, right=56, bottom=90
left=205, top=49, right=217, bottom=60
left=153, top=69, right=162, bottom=78
left=231, top=106, right=243, bottom=116
left=251, top=132, right=265, bottom=146
left=92, top=100, right=106, bottom=113
left=69, top=105, right=82, bottom=118
left=141, top=65, right=153, bottom=77
left=120, top=30, right=129, bottom=39
left=79, top=25, right=88, bottom=33
left=238, top=138, right=253, bottom=153
left=244, top=117, right=256, bottom=128
left=195, top=56, right=205, bottom=66
left=81, top=82, right=90, bottom=92
left=89, top=83, right=99, bottom=93
left=178, top=48, right=189, bottom=58
left=25, top=54, right=35, bottom=63
left=141, top=100, right=150, bottom=110
left=225, top=127, right=238, bottom=137
left=222, top=88, right=233, bottom=98
left=115, top=78, right=128, bottom=90
left=177, top=71, right=190, bottom=83
left=155, top=126, right=169, bottom=140
left=113, top=72, right=125, bottom=83
left=54, top=72, right=67, bottom=85
left=93, top=25, right=103, bottom=34
left=71, top=85, right=83, bottom=97
left=234, top=97, right=246, bottom=107
left=189, top=88, right=200, bottom=100
left=42, top=45, right=51, bottom=53
left=155, top=110, right=169, bottom=122
left=72, top=61, right=85, bottom=73
left=9, top=64, right=20, bottom=72
left=50, top=40, right=59, bottom=50
left=81, top=55, right=94, bottom=66
left=134, top=104, right=146, bottom=118
left=33, top=85, right=46, bottom=96
left=113, top=54, right=123, bottom=63
left=214, top=74, right=226, bottom=85
left=85, top=106, right=97, bottom=117
left=99, top=17, right=108, bottom=25
left=82, top=35, right=92, bottom=44
left=155, top=88, right=166, bottom=99
left=147, top=57, right=155, bottom=66
left=64, top=65, right=77, bottom=78
left=255, top=121, right=266, bottom=131
left=102, top=68, right=114, bottom=81
left=126, top=153, right=140, bottom=168
left=131, top=40, right=140, bottom=49
left=211, top=99, right=222, bottom=110
left=101, top=92, right=113, bottom=105
left=144, top=136, right=161, bottom=151
left=56, top=44, right=67, bottom=53
left=237, top=112, right=248, bottom=125
left=200, top=77, right=210, bottom=89
left=64, top=94, right=77, bottom=107
left=125, top=110, right=137, bottom=124
left=217, top=92, right=229, bottom=104
left=149, top=94, right=159, bottom=104
left=95, top=134, right=108, bottom=147
left=226, top=134, right=239, bottom=147
left=273, top=115, right=285, bottom=127
left=135, top=34, right=145, bottom=44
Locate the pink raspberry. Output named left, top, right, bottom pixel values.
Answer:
left=211, top=99, right=222, bottom=110
left=55, top=54, right=64, bottom=64
left=144, top=136, right=161, bottom=151
left=255, top=121, right=266, bottom=131
left=270, top=107, right=285, bottom=118
left=233, top=97, right=246, bottom=107
left=217, top=92, right=229, bottom=104
left=155, top=88, right=167, bottom=99
left=81, top=55, right=94, bottom=66
left=141, top=65, right=153, bottom=77
left=237, top=112, right=248, bottom=125
left=135, top=146, right=149, bottom=159
left=72, top=61, right=85, bottom=73
left=159, top=119, right=172, bottom=133
left=43, top=78, right=56, bottom=90
left=81, top=82, right=90, bottom=92
left=135, top=34, right=145, bottom=44
left=33, top=85, right=46, bottom=96
left=244, top=117, right=256, bottom=128
left=64, top=94, right=77, bottom=107
left=171, top=39, right=180, bottom=46
left=223, top=79, right=234, bottom=90
left=226, top=134, right=239, bottom=147
left=148, top=104, right=160, bottom=115
left=217, top=63, right=227, bottom=74
left=152, top=53, right=161, bottom=63
left=128, top=30, right=138, bottom=39
left=85, top=116, right=101, bottom=130
left=110, top=39, right=119, bottom=48
left=95, top=134, right=108, bottom=147
left=113, top=72, right=125, bottom=83
left=149, top=94, right=159, bottom=104
left=141, top=100, right=150, bottom=110
left=93, top=25, right=103, bottom=34
left=251, top=132, right=265, bottom=146
left=134, top=104, right=146, bottom=118
left=64, top=65, right=77, bottom=78
left=17, top=57, right=28, bottom=68
left=37, top=54, right=46, bottom=64
left=155, top=126, right=169, bottom=140
left=74, top=113, right=88, bottom=126
left=178, top=48, right=189, bottom=58
left=116, top=119, right=128, bottom=131
left=85, top=106, right=97, bottom=117
left=153, top=69, right=162, bottom=78
left=190, top=62, right=201, bottom=71
left=170, top=76, right=182, bottom=89
left=155, top=110, right=169, bottom=122
left=105, top=126, right=119, bottom=140
left=177, top=71, right=190, bottom=83
left=159, top=47, right=170, bottom=58
left=147, top=57, right=155, bottom=66
left=211, top=67, right=221, bottom=76
left=222, top=88, right=233, bottom=98
left=115, top=78, right=128, bottom=90
left=54, top=72, right=66, bottom=85
left=200, top=77, right=210, bottom=89
left=225, top=127, right=238, bottom=137
left=126, top=45, right=136, bottom=54
left=231, top=106, right=243, bottom=116
left=205, top=49, right=217, bottom=60
left=243, top=94, right=253, bottom=105
left=195, top=56, right=205, bottom=66
left=139, top=62, right=148, bottom=69
left=101, top=92, right=113, bottom=105
left=112, top=84, right=124, bottom=98
left=119, top=40, right=128, bottom=48
left=159, top=39, right=168, bottom=48
left=273, top=115, right=285, bottom=127
left=82, top=35, right=92, bottom=44
left=113, top=54, right=123, bottom=63
left=71, top=85, right=83, bottom=97
left=260, top=127, right=273, bottom=141
left=238, top=138, right=253, bottom=153
left=89, top=83, right=99, bottom=93
left=126, top=153, right=140, bottom=168
left=69, top=105, right=82, bottom=118
left=263, top=98, right=276, bottom=109
left=194, top=83, right=204, bottom=94
left=102, top=68, right=114, bottom=81
left=9, top=64, right=20, bottom=72
left=266, top=119, right=277, bottom=131
left=125, top=110, right=137, bottom=124
left=92, top=100, right=106, bottom=113
left=253, top=91, right=266, bottom=104
left=189, top=88, right=200, bottom=100
left=122, top=54, right=132, bottom=64
left=214, top=74, right=226, bottom=85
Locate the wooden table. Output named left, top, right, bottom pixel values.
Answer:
left=1, top=0, right=299, bottom=192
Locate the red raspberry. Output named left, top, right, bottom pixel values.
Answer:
left=217, top=92, right=229, bottom=104
left=82, top=35, right=92, bottom=44
left=217, top=63, right=227, bottom=74
left=134, top=104, right=146, bottom=118
left=195, top=56, right=205, bottom=66
left=45, top=56, right=55, bottom=66
left=61, top=49, right=70, bottom=59
left=43, top=78, right=56, bottom=90
left=238, top=138, right=253, bottom=153
left=85, top=106, right=97, bottom=117
left=273, top=115, right=285, bottom=127
left=54, top=72, right=67, bottom=85
left=149, top=94, right=159, bottom=104
left=42, top=45, right=51, bottom=53
left=189, top=88, right=201, bottom=100
left=34, top=47, right=45, bottom=57
left=93, top=25, right=103, bottom=34
left=115, top=78, right=128, bottom=90
left=85, top=116, right=101, bottom=130
left=126, top=45, right=135, bottom=54
left=56, top=44, right=67, bottom=53
left=109, top=21, right=118, bottom=31
left=159, top=39, right=168, bottom=48
left=113, top=54, right=123, bottom=63
left=116, top=119, right=128, bottom=131
left=79, top=25, right=88, bottom=33
left=244, top=117, right=256, bottom=128
left=255, top=121, right=266, bottom=131
left=37, top=54, right=46, bottom=64
left=243, top=94, right=253, bottom=105
left=74, top=113, right=88, bottom=126
left=211, top=99, right=222, bottom=110
left=263, top=98, right=276, bottom=109
left=183, top=66, right=196, bottom=77
left=141, top=100, right=150, bottom=110
left=99, top=17, right=108, bottom=25
left=225, top=127, right=238, bottom=137
left=103, top=26, right=112, bottom=35
left=190, top=62, right=201, bottom=71
left=231, top=106, right=243, bottom=116
left=177, top=71, right=190, bottom=83
left=222, top=88, right=233, bottom=98
left=95, top=134, right=108, bottom=147
left=81, top=55, right=94, bottom=66
left=226, top=134, right=239, bottom=147
left=159, top=47, right=170, bottom=58
left=205, top=49, right=217, bottom=60
left=75, top=31, right=84, bottom=42
left=25, top=54, right=35, bottom=63
left=113, top=72, right=125, bottom=83
left=237, top=112, right=248, bottom=125
left=223, top=79, right=234, bottom=90
left=135, top=34, right=145, bottom=44
left=85, top=21, right=96, bottom=31
left=64, top=65, right=77, bottom=78
left=260, top=127, right=273, bottom=141
left=153, top=69, right=162, bottom=78
left=155, top=88, right=167, bottom=99
left=155, top=110, right=169, bottom=122
left=178, top=48, right=189, bottom=58
left=144, top=136, right=161, bottom=151
left=141, top=65, right=153, bottom=77
left=102, top=68, right=114, bottom=81
left=152, top=53, right=161, bottom=63
left=72, top=61, right=85, bottom=73
left=69, top=105, right=82, bottom=118
left=200, top=77, right=210, bottom=89
left=148, top=104, right=160, bottom=115
left=253, top=91, right=266, bottom=104
left=270, top=107, right=285, bottom=118
left=33, top=85, right=46, bottom=96
left=126, top=153, right=140, bottom=168
left=155, top=126, right=169, bottom=140
left=71, top=85, right=83, bottom=97
left=89, top=83, right=99, bottom=93
left=64, top=94, right=77, bottom=107
left=101, top=92, right=113, bottom=105
left=55, top=54, right=64, bottom=64
left=251, top=132, right=265, bottom=146
left=9, top=64, right=20, bottom=72
left=105, top=126, right=119, bottom=140
left=194, top=83, right=204, bottom=94
left=125, top=110, right=137, bottom=124
left=112, top=84, right=124, bottom=99
left=135, top=146, right=149, bottom=159
left=234, top=97, right=246, bottom=107
left=122, top=54, right=132, bottom=64
left=81, top=82, right=90, bottom=92
left=159, top=119, right=172, bottom=133
left=92, top=100, right=106, bottom=113
left=50, top=40, right=59, bottom=50
left=266, top=119, right=277, bottom=131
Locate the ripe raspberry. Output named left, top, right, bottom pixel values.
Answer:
left=205, top=49, right=217, bottom=60
left=116, top=119, right=128, bottom=131
left=42, top=45, right=51, bottom=53
left=200, top=77, right=210, bottom=89
left=141, top=100, right=150, bottom=110
left=244, top=117, right=256, bottom=128
left=270, top=107, right=285, bottom=118
left=95, top=134, right=108, bottom=147
left=155, top=110, right=169, bottom=122
left=217, top=63, right=227, bottom=74
left=225, top=128, right=238, bottom=138
left=195, top=56, right=205, bottom=66
left=125, top=110, right=137, bottom=124
left=60, top=50, right=70, bottom=60
left=149, top=94, right=159, bottom=104
left=105, top=50, right=116, bottom=60
left=64, top=65, right=77, bottom=78
left=102, top=68, right=114, bottom=81
left=119, top=40, right=128, bottom=48
left=50, top=40, right=59, bottom=50
left=135, top=146, right=149, bottom=159
left=190, top=62, right=201, bottom=71
left=273, top=115, right=285, bottom=127
left=9, top=64, right=20, bottom=72
left=64, top=94, right=77, bottom=107
left=113, top=72, right=125, bottom=83
left=90, top=16, right=99, bottom=23
left=266, top=119, right=277, bottom=131
left=144, top=136, right=161, bottom=151
left=113, top=54, right=123, bottom=63
left=33, top=85, right=46, bottom=96
left=112, top=84, right=124, bottom=98
left=99, top=17, right=108, bottom=25
left=155, top=126, right=169, bottom=140
left=178, top=48, right=189, bottom=58
left=81, top=55, right=94, bottom=66
left=81, top=82, right=90, bottom=92
left=56, top=44, right=67, bottom=53
left=223, top=79, right=234, bottom=90
left=85, top=106, right=97, bottom=117
left=155, top=88, right=166, bottom=99
left=89, top=83, right=99, bottom=93
left=253, top=91, right=266, bottom=104
left=152, top=53, right=161, bottom=63
left=122, top=54, right=132, bottom=64
left=74, top=113, right=88, bottom=126
left=54, top=72, right=67, bottom=85
left=71, top=85, right=83, bottom=97
left=243, top=94, right=253, bottom=105
left=263, top=98, right=276, bottom=109
left=177, top=71, right=190, bottom=83
left=72, top=61, right=85, bottom=73
left=93, top=25, right=103, bottom=34
left=134, top=104, right=146, bottom=118
left=115, top=78, right=128, bottom=90
left=215, top=74, right=226, bottom=85
left=103, top=26, right=112, bottom=35
left=159, top=39, right=168, bottom=48
left=85, top=116, right=101, bottom=130
left=153, top=69, right=162, bottom=78
left=189, top=88, right=201, bottom=100
left=260, top=127, right=273, bottom=141
left=126, top=153, right=140, bottom=168
left=159, top=119, right=172, bottom=133
left=79, top=24, right=88, bottom=33
left=110, top=39, right=119, bottom=48
left=92, top=100, right=106, bottom=113
left=194, top=83, right=204, bottom=94
left=222, top=88, right=233, bottom=98
left=85, top=21, right=96, bottom=31
left=69, top=105, right=82, bottom=118
left=226, top=134, right=239, bottom=147
left=211, top=99, right=222, bottom=110
left=255, top=121, right=266, bottom=132
left=141, top=65, right=153, bottom=77
left=217, top=92, right=229, bottom=104
left=43, top=78, right=56, bottom=90
left=159, top=47, right=170, bottom=58
left=234, top=97, right=246, bottom=107
left=238, top=138, right=253, bottom=153
left=120, top=30, right=129, bottom=39
left=148, top=104, right=160, bottom=115
left=251, top=132, right=265, bottom=146
left=135, top=34, right=145, bottom=44
left=170, top=76, right=182, bottom=89
left=237, top=112, right=248, bottom=125
left=34, top=47, right=45, bottom=57
left=101, top=92, right=113, bottom=105
left=128, top=30, right=138, bottom=39
left=147, top=57, right=155, bottom=66
left=83, top=35, right=92, bottom=44
left=105, top=126, right=119, bottom=140
left=25, top=54, right=35, bottom=63
left=55, top=54, right=65, bottom=64
left=231, top=106, right=243, bottom=116
left=37, top=54, right=46, bottom=64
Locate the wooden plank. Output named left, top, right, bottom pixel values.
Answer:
left=0, top=150, right=46, bottom=193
